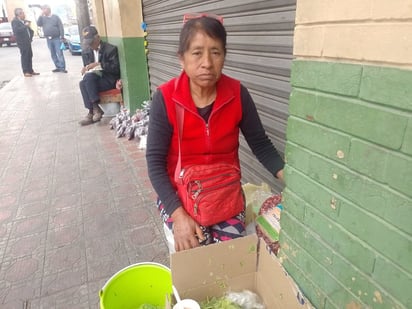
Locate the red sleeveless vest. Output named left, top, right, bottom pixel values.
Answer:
left=159, top=72, right=242, bottom=186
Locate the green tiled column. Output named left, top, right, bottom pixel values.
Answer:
left=107, top=36, right=150, bottom=111
left=281, top=60, right=412, bottom=309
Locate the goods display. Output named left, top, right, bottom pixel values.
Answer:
left=255, top=194, right=283, bottom=255
left=99, top=184, right=310, bottom=309
left=109, top=101, right=151, bottom=149
left=171, top=234, right=311, bottom=308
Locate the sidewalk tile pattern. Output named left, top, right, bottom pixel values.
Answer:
left=0, top=73, right=169, bottom=308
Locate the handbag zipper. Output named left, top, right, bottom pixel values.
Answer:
left=188, top=172, right=238, bottom=197
left=192, top=178, right=240, bottom=215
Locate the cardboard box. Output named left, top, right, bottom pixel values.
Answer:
left=171, top=234, right=311, bottom=308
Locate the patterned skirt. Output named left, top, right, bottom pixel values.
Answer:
left=156, top=198, right=246, bottom=246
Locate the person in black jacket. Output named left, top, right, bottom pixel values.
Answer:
left=78, top=26, right=121, bottom=126
left=11, top=8, right=39, bottom=77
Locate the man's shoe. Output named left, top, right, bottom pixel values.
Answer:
left=78, top=113, right=94, bottom=126
left=59, top=69, right=68, bottom=73
left=24, top=73, right=32, bottom=77
left=92, top=103, right=104, bottom=122
left=31, top=72, right=40, bottom=75
left=52, top=69, right=60, bottom=73
left=92, top=109, right=104, bottom=122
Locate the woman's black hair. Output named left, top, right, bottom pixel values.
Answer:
left=178, top=16, right=227, bottom=56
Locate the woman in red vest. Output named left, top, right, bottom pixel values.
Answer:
left=146, top=14, right=284, bottom=252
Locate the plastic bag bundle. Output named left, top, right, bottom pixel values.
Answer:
left=132, top=112, right=148, bottom=137
left=109, top=108, right=131, bottom=138
left=109, top=108, right=130, bottom=130
left=116, top=119, right=131, bottom=138
left=132, top=100, right=151, bottom=148
left=108, top=101, right=151, bottom=148
left=225, top=290, right=265, bottom=309
left=125, top=121, right=137, bottom=140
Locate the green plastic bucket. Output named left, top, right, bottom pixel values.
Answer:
left=99, top=262, right=172, bottom=309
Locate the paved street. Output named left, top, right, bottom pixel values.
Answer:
left=0, top=37, right=169, bottom=308
left=0, top=38, right=63, bottom=88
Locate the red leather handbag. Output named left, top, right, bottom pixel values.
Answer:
left=175, top=162, right=244, bottom=226
left=174, top=104, right=244, bottom=226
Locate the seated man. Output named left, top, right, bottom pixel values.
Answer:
left=79, top=26, right=121, bottom=126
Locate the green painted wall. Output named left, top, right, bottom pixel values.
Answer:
left=106, top=36, right=150, bottom=111
left=281, top=60, right=412, bottom=309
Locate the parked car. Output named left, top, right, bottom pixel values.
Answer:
left=0, top=22, right=17, bottom=47
left=64, top=25, right=82, bottom=55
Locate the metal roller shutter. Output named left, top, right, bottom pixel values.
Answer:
left=142, top=0, right=296, bottom=193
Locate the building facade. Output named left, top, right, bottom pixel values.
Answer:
left=56, top=0, right=412, bottom=308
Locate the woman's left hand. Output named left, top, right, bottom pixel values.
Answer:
left=171, top=207, right=204, bottom=251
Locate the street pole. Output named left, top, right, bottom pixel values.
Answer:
left=74, top=0, right=90, bottom=37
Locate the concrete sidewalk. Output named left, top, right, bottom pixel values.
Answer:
left=0, top=69, right=169, bottom=308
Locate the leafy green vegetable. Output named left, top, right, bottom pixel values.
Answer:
left=200, top=297, right=242, bottom=309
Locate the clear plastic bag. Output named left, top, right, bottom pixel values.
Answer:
left=225, top=290, right=265, bottom=309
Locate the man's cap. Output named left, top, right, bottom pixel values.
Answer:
left=40, top=4, right=50, bottom=9
left=82, top=26, right=99, bottom=46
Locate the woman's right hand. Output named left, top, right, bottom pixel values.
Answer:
left=171, top=207, right=204, bottom=252
left=276, top=169, right=284, bottom=182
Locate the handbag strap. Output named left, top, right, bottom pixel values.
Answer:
left=174, top=85, right=184, bottom=181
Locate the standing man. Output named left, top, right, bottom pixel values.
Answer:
left=36, top=4, right=67, bottom=73
left=78, top=26, right=120, bottom=126
left=11, top=8, right=39, bottom=77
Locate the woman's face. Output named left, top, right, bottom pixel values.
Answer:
left=180, top=31, right=225, bottom=89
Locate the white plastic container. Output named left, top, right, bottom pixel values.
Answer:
left=173, top=299, right=200, bottom=309
left=98, top=102, right=120, bottom=117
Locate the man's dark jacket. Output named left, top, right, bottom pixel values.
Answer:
left=82, top=41, right=120, bottom=85
left=11, top=17, right=34, bottom=47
